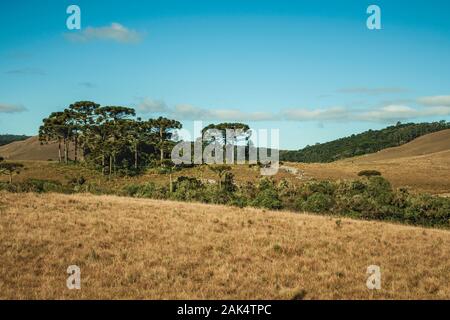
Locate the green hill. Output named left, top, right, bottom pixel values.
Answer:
left=0, top=134, right=30, bottom=147
left=280, top=121, right=450, bottom=163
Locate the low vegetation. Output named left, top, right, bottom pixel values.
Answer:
left=1, top=163, right=449, bottom=228
left=280, top=121, right=450, bottom=163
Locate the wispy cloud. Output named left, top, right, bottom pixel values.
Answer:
left=0, top=103, right=27, bottom=113
left=78, top=82, right=96, bottom=88
left=65, top=23, right=143, bottom=43
left=338, top=87, right=409, bottom=95
left=361, top=105, right=450, bottom=122
left=418, top=95, right=450, bottom=107
left=136, top=97, right=450, bottom=123
left=175, top=105, right=274, bottom=121
left=281, top=107, right=348, bottom=121
left=137, top=98, right=274, bottom=121
left=5, top=67, right=46, bottom=76
left=137, top=98, right=169, bottom=113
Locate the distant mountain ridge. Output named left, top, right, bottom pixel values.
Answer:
left=280, top=121, right=450, bottom=163
left=0, top=134, right=30, bottom=147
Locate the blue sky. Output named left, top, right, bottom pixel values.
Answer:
left=1, top=0, right=450, bottom=149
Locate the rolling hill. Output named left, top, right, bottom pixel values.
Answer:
left=346, top=129, right=450, bottom=162
left=0, top=136, right=75, bottom=161
left=285, top=129, right=450, bottom=194
left=280, top=121, right=450, bottom=163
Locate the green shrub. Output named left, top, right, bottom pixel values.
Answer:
left=301, top=193, right=335, bottom=213
left=171, top=176, right=206, bottom=202
left=304, top=180, right=336, bottom=196
left=0, top=179, right=67, bottom=193
left=358, top=170, right=382, bottom=177
left=251, top=178, right=282, bottom=210
left=252, top=188, right=283, bottom=210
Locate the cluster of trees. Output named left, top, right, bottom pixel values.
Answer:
left=280, top=121, right=450, bottom=163
left=38, top=101, right=254, bottom=175
left=38, top=101, right=183, bottom=175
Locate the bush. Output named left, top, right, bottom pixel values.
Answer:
left=252, top=188, right=283, bottom=210
left=251, top=178, right=283, bottom=210
left=127, top=182, right=168, bottom=199
left=300, top=193, right=334, bottom=213
left=0, top=179, right=67, bottom=193
left=171, top=177, right=206, bottom=202
left=358, top=170, right=382, bottom=177
left=366, top=176, right=393, bottom=205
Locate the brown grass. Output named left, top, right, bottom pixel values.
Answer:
left=1, top=192, right=450, bottom=299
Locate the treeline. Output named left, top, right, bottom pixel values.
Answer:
left=38, top=101, right=250, bottom=175
left=280, top=121, right=450, bottom=163
left=0, top=134, right=30, bottom=146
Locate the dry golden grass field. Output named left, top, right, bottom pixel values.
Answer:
left=1, top=191, right=450, bottom=299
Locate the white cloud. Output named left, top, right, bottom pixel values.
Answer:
left=172, top=104, right=275, bottom=121
left=0, top=103, right=27, bottom=113
left=418, top=95, right=450, bottom=107
left=136, top=98, right=274, bottom=121
left=338, top=87, right=408, bottom=95
left=135, top=97, right=450, bottom=123
left=357, top=104, right=450, bottom=122
left=137, top=98, right=169, bottom=113
left=66, top=23, right=143, bottom=43
left=281, top=107, right=348, bottom=121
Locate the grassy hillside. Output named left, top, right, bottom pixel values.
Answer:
left=1, top=192, right=449, bottom=299
left=0, top=136, right=75, bottom=161
left=285, top=129, right=450, bottom=195
left=0, top=134, right=30, bottom=147
left=344, top=129, right=450, bottom=162
left=280, top=121, right=450, bottom=163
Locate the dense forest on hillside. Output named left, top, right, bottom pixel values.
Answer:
left=280, top=121, right=450, bottom=163
left=0, top=135, right=30, bottom=146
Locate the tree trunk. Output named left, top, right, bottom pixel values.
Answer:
left=102, top=154, right=105, bottom=175
left=134, top=144, right=138, bottom=169
left=74, top=136, right=78, bottom=163
left=64, top=138, right=68, bottom=164
left=109, top=156, right=113, bottom=176
left=169, top=173, right=173, bottom=193
left=160, top=127, right=164, bottom=164
left=58, top=139, right=62, bottom=163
